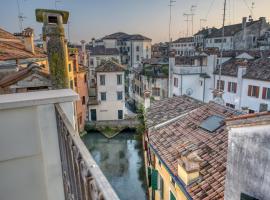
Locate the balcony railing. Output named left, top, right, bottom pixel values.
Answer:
left=55, top=104, right=119, bottom=200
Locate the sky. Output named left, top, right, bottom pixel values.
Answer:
left=0, top=0, right=270, bottom=43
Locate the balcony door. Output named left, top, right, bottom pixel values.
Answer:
left=90, top=109, right=97, bottom=121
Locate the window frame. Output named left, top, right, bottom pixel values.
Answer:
left=248, top=85, right=260, bottom=98
left=100, top=92, right=106, bottom=101
left=117, top=74, right=122, bottom=85
left=100, top=75, right=106, bottom=85
left=117, top=91, right=123, bottom=100
left=228, top=82, right=237, bottom=93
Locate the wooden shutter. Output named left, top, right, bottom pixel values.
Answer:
left=248, top=85, right=252, bottom=96
left=147, top=167, right=152, bottom=187
left=234, top=83, right=237, bottom=93
left=228, top=82, right=230, bottom=92
left=262, top=88, right=267, bottom=99
left=255, top=86, right=260, bottom=98
left=170, top=191, right=176, bottom=200
left=151, top=169, right=158, bottom=190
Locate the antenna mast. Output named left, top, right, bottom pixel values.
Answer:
left=190, top=5, right=196, bottom=35
left=216, top=0, right=227, bottom=105
left=16, top=0, right=26, bottom=32
left=169, top=0, right=176, bottom=44
left=200, top=19, right=207, bottom=30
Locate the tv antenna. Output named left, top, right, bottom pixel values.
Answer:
left=190, top=5, right=197, bottom=35
left=169, top=0, right=176, bottom=45
left=251, top=2, right=255, bottom=19
left=16, top=0, right=26, bottom=32
left=200, top=19, right=207, bottom=30
left=55, top=0, right=61, bottom=9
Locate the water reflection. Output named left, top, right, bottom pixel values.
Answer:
left=83, top=132, right=146, bottom=200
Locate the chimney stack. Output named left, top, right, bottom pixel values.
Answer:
left=144, top=90, right=151, bottom=110
left=92, top=38, right=96, bottom=47
left=22, top=28, right=35, bottom=54
left=242, top=17, right=247, bottom=29
left=80, top=40, right=87, bottom=66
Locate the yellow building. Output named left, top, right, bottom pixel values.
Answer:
left=144, top=96, right=240, bottom=200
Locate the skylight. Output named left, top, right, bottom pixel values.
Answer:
left=199, top=115, right=225, bottom=133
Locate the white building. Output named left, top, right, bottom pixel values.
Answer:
left=102, top=32, right=152, bottom=68
left=205, top=17, right=270, bottom=50
left=171, top=37, right=195, bottom=56
left=89, top=60, right=126, bottom=121
left=170, top=53, right=216, bottom=102
left=170, top=50, right=270, bottom=113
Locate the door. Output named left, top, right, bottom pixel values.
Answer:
left=118, top=110, right=123, bottom=120
left=90, top=109, right=97, bottom=121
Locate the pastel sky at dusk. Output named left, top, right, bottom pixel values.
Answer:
left=1, top=0, right=270, bottom=43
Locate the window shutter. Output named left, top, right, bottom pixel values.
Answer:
left=234, top=83, right=237, bottom=93
left=256, top=86, right=260, bottom=98
left=228, top=82, right=230, bottom=92
left=147, top=167, right=152, bottom=187
left=262, top=88, right=267, bottom=99
left=170, top=191, right=176, bottom=200
left=151, top=169, right=158, bottom=190
left=248, top=85, right=252, bottom=96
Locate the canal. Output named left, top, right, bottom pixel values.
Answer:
left=82, top=131, right=147, bottom=200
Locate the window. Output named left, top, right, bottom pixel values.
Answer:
left=159, top=175, right=164, bottom=200
left=48, top=16, right=58, bottom=24
left=117, top=91, right=123, bottom=100
left=84, top=74, right=87, bottom=83
left=152, top=88, right=160, bottom=97
left=74, top=77, right=77, bottom=87
left=82, top=96, right=86, bottom=105
left=100, top=92, right=106, bottom=101
left=136, top=55, right=140, bottom=61
left=249, top=109, right=255, bottom=114
left=70, top=80, right=73, bottom=89
left=170, top=177, right=176, bottom=187
left=100, top=75, right=105, bottom=85
left=136, top=46, right=139, bottom=51
left=228, top=82, right=237, bottom=93
left=226, top=103, right=235, bottom=109
left=248, top=85, right=260, bottom=98
left=262, top=87, right=270, bottom=100
left=216, top=80, right=225, bottom=91
left=90, top=59, right=94, bottom=65
left=240, top=193, right=259, bottom=200
left=117, top=74, right=122, bottom=85
left=68, top=64, right=72, bottom=72
left=146, top=46, right=149, bottom=52
left=118, top=110, right=123, bottom=119
left=174, top=78, right=178, bottom=87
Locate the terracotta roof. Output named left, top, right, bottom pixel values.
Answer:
left=0, top=28, right=46, bottom=61
left=146, top=95, right=204, bottom=128
left=173, top=37, right=194, bottom=43
left=148, top=101, right=241, bottom=200
left=243, top=57, right=270, bottom=81
left=206, top=20, right=259, bottom=38
left=102, top=32, right=151, bottom=41
left=194, top=28, right=218, bottom=36
left=0, top=64, right=50, bottom=88
left=95, top=60, right=125, bottom=73
left=175, top=55, right=206, bottom=66
left=88, top=45, right=119, bottom=56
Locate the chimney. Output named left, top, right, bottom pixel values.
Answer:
left=208, top=28, right=212, bottom=35
left=177, top=151, right=202, bottom=185
left=35, top=9, right=70, bottom=89
left=92, top=38, right=96, bottom=47
left=22, top=28, right=35, bottom=54
left=144, top=90, right=151, bottom=110
left=242, top=17, right=247, bottom=29
left=168, top=52, right=175, bottom=98
left=80, top=40, right=87, bottom=66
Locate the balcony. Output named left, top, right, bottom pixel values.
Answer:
left=0, top=89, right=119, bottom=200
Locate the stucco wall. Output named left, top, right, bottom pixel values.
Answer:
left=225, top=124, right=270, bottom=200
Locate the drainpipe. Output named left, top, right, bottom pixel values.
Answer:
left=203, top=77, right=206, bottom=102
left=180, top=74, right=183, bottom=95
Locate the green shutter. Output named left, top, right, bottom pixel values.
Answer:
left=147, top=167, right=152, bottom=187
left=151, top=169, right=158, bottom=190
left=170, top=191, right=176, bottom=200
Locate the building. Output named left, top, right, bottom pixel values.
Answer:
left=89, top=60, right=125, bottom=121
left=193, top=27, right=218, bottom=51
left=225, top=112, right=270, bottom=200
left=94, top=32, right=152, bottom=68
left=205, top=17, right=270, bottom=51
left=151, top=42, right=169, bottom=58
left=130, top=57, right=169, bottom=106
left=171, top=37, right=195, bottom=56
left=69, top=48, right=89, bottom=132
left=0, top=27, right=48, bottom=81
left=170, top=53, right=214, bottom=102
left=144, top=96, right=241, bottom=200
left=213, top=52, right=270, bottom=112
left=0, top=63, right=51, bottom=94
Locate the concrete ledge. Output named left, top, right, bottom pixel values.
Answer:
left=0, top=89, right=79, bottom=110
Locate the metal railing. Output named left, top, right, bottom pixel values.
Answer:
left=55, top=104, right=119, bottom=200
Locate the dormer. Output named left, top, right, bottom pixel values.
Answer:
left=177, top=151, right=202, bottom=185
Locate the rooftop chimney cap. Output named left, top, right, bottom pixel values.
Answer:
left=35, top=9, right=69, bottom=24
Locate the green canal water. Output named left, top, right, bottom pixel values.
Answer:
left=82, top=131, right=147, bottom=200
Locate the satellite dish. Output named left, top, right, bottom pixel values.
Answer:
left=186, top=88, right=193, bottom=96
